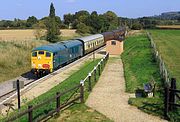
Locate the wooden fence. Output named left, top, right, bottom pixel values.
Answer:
left=147, top=32, right=180, bottom=119
left=147, top=32, right=171, bottom=85
left=164, top=78, right=180, bottom=118
left=5, top=53, right=109, bottom=122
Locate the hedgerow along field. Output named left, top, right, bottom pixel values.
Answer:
left=149, top=29, right=180, bottom=89
left=0, top=29, right=81, bottom=83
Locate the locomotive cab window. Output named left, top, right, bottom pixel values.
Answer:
left=46, top=52, right=51, bottom=57
left=32, top=52, right=37, bottom=57
left=111, top=41, right=116, bottom=45
left=38, top=51, right=44, bottom=55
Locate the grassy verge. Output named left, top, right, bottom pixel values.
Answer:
left=3, top=58, right=111, bottom=122
left=121, top=33, right=161, bottom=93
left=0, top=40, right=48, bottom=83
left=122, top=31, right=180, bottom=121
left=121, top=32, right=165, bottom=118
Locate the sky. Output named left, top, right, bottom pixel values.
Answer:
left=0, top=0, right=180, bottom=20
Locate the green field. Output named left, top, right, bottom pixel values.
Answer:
left=149, top=30, right=180, bottom=88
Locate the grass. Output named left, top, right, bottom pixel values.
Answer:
left=0, top=29, right=83, bottom=83
left=0, top=40, right=48, bottom=82
left=149, top=30, right=180, bottom=89
left=49, top=104, right=112, bottom=122
left=122, top=30, right=180, bottom=121
left=2, top=58, right=111, bottom=122
left=121, top=33, right=161, bottom=93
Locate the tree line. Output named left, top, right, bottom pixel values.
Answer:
left=0, top=3, right=179, bottom=42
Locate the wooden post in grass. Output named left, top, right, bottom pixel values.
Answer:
left=101, top=59, right=103, bottom=70
left=17, top=80, right=21, bottom=110
left=56, top=92, right=61, bottom=113
left=28, top=105, right=33, bottom=122
left=164, top=86, right=169, bottom=119
left=94, top=67, right=96, bottom=82
left=88, top=73, right=92, bottom=92
left=169, top=78, right=176, bottom=111
left=98, top=63, right=101, bottom=76
left=80, top=80, right=84, bottom=103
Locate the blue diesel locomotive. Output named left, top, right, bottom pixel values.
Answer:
left=31, top=28, right=126, bottom=76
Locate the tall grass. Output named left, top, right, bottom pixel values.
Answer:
left=0, top=40, right=48, bottom=82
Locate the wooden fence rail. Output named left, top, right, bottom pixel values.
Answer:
left=146, top=32, right=180, bottom=119
left=147, top=32, right=171, bottom=86
left=164, top=78, right=180, bottom=119
left=5, top=53, right=109, bottom=122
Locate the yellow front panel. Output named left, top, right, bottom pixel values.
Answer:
left=31, top=51, right=53, bottom=72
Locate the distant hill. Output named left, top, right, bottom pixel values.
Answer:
left=155, top=11, right=180, bottom=20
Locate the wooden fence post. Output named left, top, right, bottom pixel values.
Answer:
left=80, top=80, right=84, bottom=103
left=17, top=80, right=21, bottom=110
left=164, top=87, right=169, bottom=119
left=56, top=92, right=61, bottom=113
left=94, top=67, right=96, bottom=82
left=101, top=59, right=103, bottom=70
left=169, top=78, right=176, bottom=111
left=88, top=73, right=92, bottom=92
left=28, top=105, right=33, bottom=122
left=98, top=63, right=101, bottom=76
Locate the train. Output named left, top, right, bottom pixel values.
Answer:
left=31, top=28, right=126, bottom=77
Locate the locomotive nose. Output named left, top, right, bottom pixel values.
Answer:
left=38, top=56, right=41, bottom=60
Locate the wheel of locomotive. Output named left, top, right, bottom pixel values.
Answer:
left=45, top=69, right=50, bottom=75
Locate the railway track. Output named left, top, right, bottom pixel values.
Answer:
left=0, top=46, right=106, bottom=106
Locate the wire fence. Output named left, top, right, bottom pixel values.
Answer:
left=147, top=32, right=172, bottom=86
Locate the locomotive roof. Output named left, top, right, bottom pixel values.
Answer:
left=77, top=34, right=103, bottom=43
left=32, top=40, right=82, bottom=53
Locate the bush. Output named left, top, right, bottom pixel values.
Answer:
left=76, top=23, right=91, bottom=34
left=131, top=23, right=142, bottom=30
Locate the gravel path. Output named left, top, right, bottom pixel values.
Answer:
left=86, top=56, right=167, bottom=122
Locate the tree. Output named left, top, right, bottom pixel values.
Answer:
left=131, top=23, right=142, bottom=30
left=46, top=3, right=60, bottom=43
left=49, top=3, right=55, bottom=18
left=33, top=21, right=46, bottom=40
left=26, top=16, right=38, bottom=27
left=86, top=11, right=102, bottom=33
left=76, top=23, right=91, bottom=34
left=64, top=13, right=74, bottom=27
left=103, top=11, right=118, bottom=30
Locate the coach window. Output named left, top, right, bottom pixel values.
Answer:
left=111, top=41, right=116, bottom=45
left=32, top=52, right=37, bottom=57
left=38, top=51, right=44, bottom=55
left=46, top=52, right=51, bottom=57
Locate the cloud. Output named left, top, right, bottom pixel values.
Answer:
left=66, top=0, right=76, bottom=3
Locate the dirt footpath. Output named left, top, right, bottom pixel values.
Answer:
left=86, top=56, right=167, bottom=122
